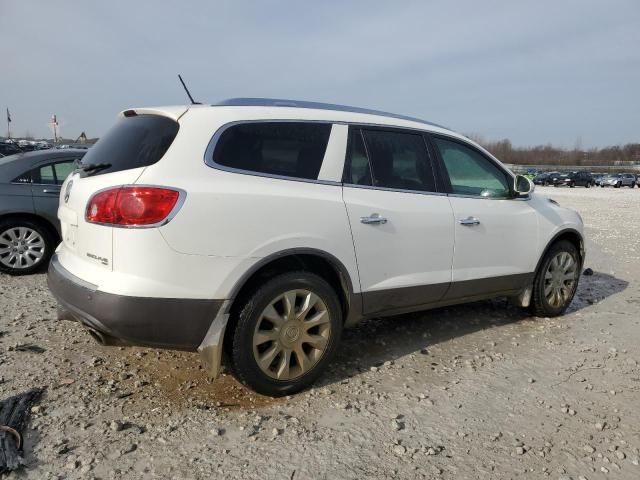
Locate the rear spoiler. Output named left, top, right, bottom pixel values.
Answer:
left=118, top=106, right=190, bottom=122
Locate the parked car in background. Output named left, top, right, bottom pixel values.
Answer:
left=0, top=149, right=86, bottom=274
left=47, top=99, right=585, bottom=396
left=601, top=173, right=636, bottom=188
left=559, top=171, right=594, bottom=188
left=533, top=172, right=550, bottom=185
left=546, top=171, right=563, bottom=186
left=0, top=142, right=23, bottom=157
left=592, top=174, right=605, bottom=186
left=551, top=172, right=571, bottom=186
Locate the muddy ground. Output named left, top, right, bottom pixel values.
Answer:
left=1, top=186, right=639, bottom=479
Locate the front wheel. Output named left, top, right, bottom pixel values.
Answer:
left=0, top=219, right=55, bottom=275
left=530, top=240, right=580, bottom=317
left=228, top=271, right=343, bottom=396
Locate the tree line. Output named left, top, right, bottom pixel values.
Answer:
left=469, top=137, right=640, bottom=166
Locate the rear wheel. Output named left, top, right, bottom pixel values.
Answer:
left=0, top=219, right=55, bottom=275
left=228, top=271, right=343, bottom=396
left=530, top=240, right=580, bottom=317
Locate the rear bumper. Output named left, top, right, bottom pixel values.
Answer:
left=47, top=254, right=224, bottom=351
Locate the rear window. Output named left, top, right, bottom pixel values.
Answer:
left=79, top=114, right=179, bottom=176
left=211, top=122, right=331, bottom=180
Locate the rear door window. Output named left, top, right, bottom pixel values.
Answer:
left=31, top=160, right=79, bottom=185
left=53, top=161, right=76, bottom=184
left=79, top=114, right=179, bottom=176
left=211, top=122, right=331, bottom=180
left=36, top=165, right=56, bottom=184
left=359, top=129, right=436, bottom=192
left=343, top=130, right=372, bottom=186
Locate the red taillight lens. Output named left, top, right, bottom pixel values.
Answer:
left=86, top=187, right=181, bottom=226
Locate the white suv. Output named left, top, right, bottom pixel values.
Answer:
left=48, top=99, right=585, bottom=396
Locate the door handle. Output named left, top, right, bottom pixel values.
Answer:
left=360, top=213, right=388, bottom=225
left=42, top=189, right=61, bottom=194
left=459, top=216, right=480, bottom=226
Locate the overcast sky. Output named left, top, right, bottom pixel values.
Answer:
left=1, top=0, right=638, bottom=147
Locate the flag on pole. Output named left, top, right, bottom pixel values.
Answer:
left=6, top=108, right=10, bottom=123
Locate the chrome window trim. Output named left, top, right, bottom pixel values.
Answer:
left=343, top=182, right=448, bottom=197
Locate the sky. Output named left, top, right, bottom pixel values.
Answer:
left=1, top=0, right=638, bottom=148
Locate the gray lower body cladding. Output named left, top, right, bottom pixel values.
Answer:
left=47, top=255, right=223, bottom=351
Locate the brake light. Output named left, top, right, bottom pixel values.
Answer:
left=86, top=187, right=181, bottom=226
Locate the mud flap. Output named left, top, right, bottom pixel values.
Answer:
left=197, top=300, right=231, bottom=379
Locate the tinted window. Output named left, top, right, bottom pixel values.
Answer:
left=361, top=129, right=435, bottom=192
left=37, top=165, right=56, bottom=184
left=31, top=160, right=78, bottom=185
left=79, top=114, right=179, bottom=176
left=343, top=130, right=372, bottom=185
left=434, top=137, right=511, bottom=198
left=53, top=161, right=75, bottom=184
left=212, top=122, right=331, bottom=180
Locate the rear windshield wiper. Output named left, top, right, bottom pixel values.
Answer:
left=79, top=162, right=112, bottom=175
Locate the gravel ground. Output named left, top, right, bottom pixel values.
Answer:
left=1, top=186, right=639, bottom=479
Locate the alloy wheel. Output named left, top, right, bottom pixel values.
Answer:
left=543, top=252, right=578, bottom=308
left=0, top=227, right=46, bottom=270
left=252, top=289, right=331, bottom=380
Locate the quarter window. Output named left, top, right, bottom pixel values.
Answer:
left=212, top=122, right=332, bottom=180
left=433, top=137, right=511, bottom=198
left=356, top=129, right=435, bottom=192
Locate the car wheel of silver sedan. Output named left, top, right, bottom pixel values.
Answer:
left=0, top=219, right=54, bottom=275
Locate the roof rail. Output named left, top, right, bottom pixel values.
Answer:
left=213, top=98, right=447, bottom=129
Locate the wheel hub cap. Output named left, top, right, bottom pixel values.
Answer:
left=252, top=289, right=331, bottom=381
left=544, top=251, right=578, bottom=308
left=0, top=227, right=46, bottom=269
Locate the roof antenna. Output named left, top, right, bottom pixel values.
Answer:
left=178, top=74, right=201, bottom=105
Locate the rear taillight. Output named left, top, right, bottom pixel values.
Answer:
left=86, top=186, right=181, bottom=226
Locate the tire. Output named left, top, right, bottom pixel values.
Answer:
left=630, top=183, right=635, bottom=188
left=585, top=182, right=590, bottom=188
left=530, top=240, right=580, bottom=317
left=569, top=182, right=575, bottom=188
left=227, top=271, right=343, bottom=396
left=0, top=218, right=55, bottom=275
left=615, top=182, right=620, bottom=188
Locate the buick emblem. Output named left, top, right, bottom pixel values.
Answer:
left=64, top=180, right=73, bottom=203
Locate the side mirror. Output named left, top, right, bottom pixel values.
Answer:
left=514, top=174, right=534, bottom=197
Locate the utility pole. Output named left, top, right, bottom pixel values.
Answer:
left=51, top=114, right=58, bottom=143
left=6, top=108, right=11, bottom=139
